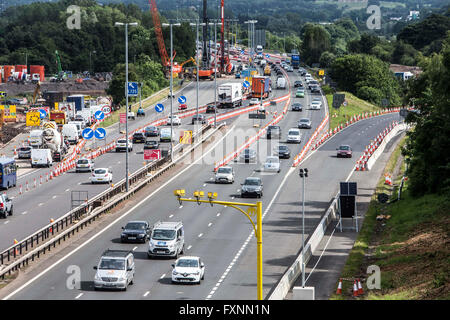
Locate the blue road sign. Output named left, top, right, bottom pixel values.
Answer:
left=127, top=82, right=139, bottom=96
left=178, top=96, right=187, bottom=104
left=266, top=54, right=270, bottom=58
left=39, top=109, right=47, bottom=119
left=82, top=128, right=94, bottom=140
left=241, top=50, right=245, bottom=54
left=94, top=110, right=105, bottom=121
left=155, top=103, right=164, bottom=113
left=243, top=80, right=250, bottom=88
left=94, top=128, right=106, bottom=140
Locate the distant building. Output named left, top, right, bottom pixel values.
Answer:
left=390, top=64, right=422, bottom=80
left=407, top=10, right=420, bottom=21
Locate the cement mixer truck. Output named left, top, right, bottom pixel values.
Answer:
left=41, top=127, right=67, bottom=162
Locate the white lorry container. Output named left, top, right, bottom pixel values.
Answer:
left=31, top=149, right=53, bottom=167
left=62, top=124, right=79, bottom=144
left=29, top=130, right=43, bottom=147
left=217, top=82, right=243, bottom=108
left=277, top=77, right=286, bottom=89
left=75, top=109, right=91, bottom=126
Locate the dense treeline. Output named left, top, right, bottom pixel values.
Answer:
left=402, top=33, right=450, bottom=196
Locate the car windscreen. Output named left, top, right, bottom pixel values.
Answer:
left=176, top=259, right=199, bottom=268
left=266, top=157, right=279, bottom=163
left=94, top=169, right=107, bottom=174
left=152, top=229, right=176, bottom=240
left=278, top=146, right=288, bottom=151
left=99, top=258, right=125, bottom=270
left=19, top=147, right=31, bottom=151
left=78, top=159, right=89, bottom=164
left=289, top=131, right=300, bottom=135
left=125, top=222, right=146, bottom=230
left=146, top=126, right=156, bottom=131
left=245, top=179, right=260, bottom=186
left=218, top=167, right=232, bottom=174
left=339, top=146, right=350, bottom=150
left=300, top=119, right=310, bottom=123
left=117, top=140, right=126, bottom=144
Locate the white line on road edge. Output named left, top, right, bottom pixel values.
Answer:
left=2, top=124, right=236, bottom=300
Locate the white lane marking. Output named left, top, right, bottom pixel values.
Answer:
left=78, top=182, right=82, bottom=185
left=208, top=222, right=212, bottom=227
left=198, top=233, right=203, bottom=238
left=38, top=203, right=44, bottom=207
left=75, top=293, right=83, bottom=299
left=179, top=205, right=183, bottom=209
left=217, top=213, right=221, bottom=217
left=231, top=196, right=235, bottom=200
left=52, top=195, right=57, bottom=199
left=203, top=183, right=207, bottom=187
left=132, top=246, right=138, bottom=251
left=187, top=245, right=192, bottom=250
left=9, top=197, right=14, bottom=200
left=169, top=214, right=174, bottom=218
left=21, top=211, right=27, bottom=215
left=65, top=188, right=70, bottom=192
left=160, top=274, right=166, bottom=279
left=4, top=221, right=9, bottom=225
left=2, top=124, right=237, bottom=300
left=143, top=291, right=150, bottom=297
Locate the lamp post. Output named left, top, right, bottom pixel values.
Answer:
left=89, top=50, right=96, bottom=75
left=174, top=190, right=263, bottom=300
left=190, top=20, right=206, bottom=134
left=244, top=20, right=257, bottom=68
left=299, top=168, right=308, bottom=287
left=162, top=22, right=181, bottom=161
left=115, top=21, right=138, bottom=192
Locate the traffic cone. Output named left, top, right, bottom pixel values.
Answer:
left=357, top=279, right=364, bottom=295
left=49, top=219, right=54, bottom=233
left=336, top=279, right=343, bottom=295
left=353, top=280, right=359, bottom=297
left=19, top=185, right=23, bottom=195
left=14, top=239, right=19, bottom=255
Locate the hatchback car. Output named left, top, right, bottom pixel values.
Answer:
left=215, top=166, right=234, bottom=184
left=90, top=168, right=112, bottom=184
left=310, top=100, right=322, bottom=110
left=296, top=89, right=305, bottom=98
left=273, top=145, right=291, bottom=159
left=292, top=103, right=303, bottom=112
left=76, top=158, right=94, bottom=172
left=249, top=98, right=259, bottom=105
left=121, top=221, right=150, bottom=243
left=116, top=139, right=133, bottom=152
left=143, top=140, right=159, bottom=150
left=298, top=118, right=312, bottom=129
left=241, top=177, right=263, bottom=198
left=171, top=256, right=205, bottom=284
left=145, top=126, right=159, bottom=137
left=17, top=146, right=32, bottom=159
left=0, top=194, right=13, bottom=218
left=191, top=114, right=206, bottom=124
left=310, top=85, right=321, bottom=94
left=206, top=105, right=217, bottom=113
left=287, top=128, right=302, bottom=143
left=263, top=156, right=280, bottom=173
left=132, top=132, right=146, bottom=143
left=178, top=103, right=187, bottom=110
left=336, top=145, right=353, bottom=158
left=239, top=148, right=257, bottom=163
left=167, top=115, right=181, bottom=126
left=294, top=81, right=303, bottom=88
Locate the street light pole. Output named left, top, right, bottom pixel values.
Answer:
left=214, top=22, right=218, bottom=127
left=115, top=21, right=138, bottom=192
left=299, top=168, right=308, bottom=287
left=190, top=19, right=205, bottom=134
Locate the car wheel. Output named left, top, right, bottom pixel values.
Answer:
left=130, top=278, right=134, bottom=285
left=201, top=273, right=204, bottom=280
left=9, top=206, right=13, bottom=216
left=180, top=244, right=185, bottom=255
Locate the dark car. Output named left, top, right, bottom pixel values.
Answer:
left=310, top=85, right=321, bottom=94
left=300, top=71, right=307, bottom=76
left=145, top=126, right=159, bottom=137
left=336, top=145, right=352, bottom=158
left=121, top=221, right=150, bottom=243
left=292, top=103, right=303, bottom=112
left=132, top=132, right=146, bottom=143
left=273, top=145, right=291, bottom=159
left=53, top=149, right=66, bottom=162
left=266, top=125, right=281, bottom=139
left=206, top=105, right=217, bottom=113
left=17, top=146, right=32, bottom=159
left=143, top=140, right=159, bottom=150
left=294, top=81, right=303, bottom=88
left=239, top=148, right=257, bottom=163
left=241, top=177, right=263, bottom=198
left=276, top=70, right=283, bottom=76
left=192, top=114, right=206, bottom=124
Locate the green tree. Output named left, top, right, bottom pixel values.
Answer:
left=300, top=24, right=331, bottom=65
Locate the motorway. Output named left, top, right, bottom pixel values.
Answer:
left=0, top=76, right=276, bottom=251
left=2, top=62, right=400, bottom=300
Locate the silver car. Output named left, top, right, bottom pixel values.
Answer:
left=215, top=166, right=235, bottom=183
left=298, top=118, right=312, bottom=129
left=17, top=146, right=32, bottom=159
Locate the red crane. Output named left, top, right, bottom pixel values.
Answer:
left=149, top=0, right=170, bottom=67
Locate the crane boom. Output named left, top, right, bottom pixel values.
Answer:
left=149, top=0, right=170, bottom=67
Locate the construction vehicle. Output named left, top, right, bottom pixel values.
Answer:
left=50, top=50, right=66, bottom=82
left=198, top=0, right=215, bottom=80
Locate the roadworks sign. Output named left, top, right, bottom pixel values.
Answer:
left=179, top=130, right=193, bottom=145
left=26, top=111, right=41, bottom=126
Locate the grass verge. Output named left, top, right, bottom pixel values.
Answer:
left=331, top=136, right=450, bottom=300
left=326, top=91, right=380, bottom=131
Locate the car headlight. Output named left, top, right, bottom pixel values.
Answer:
left=172, top=270, right=178, bottom=275
left=193, top=271, right=200, bottom=275
left=94, top=274, right=100, bottom=281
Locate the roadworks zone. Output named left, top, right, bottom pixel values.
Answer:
left=332, top=137, right=450, bottom=300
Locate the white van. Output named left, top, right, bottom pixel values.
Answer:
left=148, top=221, right=185, bottom=259
left=160, top=128, right=175, bottom=142
left=93, top=250, right=135, bottom=290
left=31, top=149, right=53, bottom=167
left=277, top=77, right=286, bottom=89
left=62, top=124, right=79, bottom=144
left=68, top=121, right=83, bottom=137
left=29, top=130, right=43, bottom=147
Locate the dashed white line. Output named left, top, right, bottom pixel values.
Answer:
left=75, top=293, right=83, bottom=299
left=38, top=203, right=44, bottom=207
left=187, top=245, right=192, bottom=250
left=132, top=246, right=138, bottom=251
left=143, top=291, right=150, bottom=297
left=4, top=221, right=9, bottom=225
left=169, top=214, right=174, bottom=218
left=179, top=205, right=183, bottom=209
left=52, top=195, right=57, bottom=199
left=21, top=211, right=27, bottom=215
left=208, top=222, right=212, bottom=227
left=160, top=274, right=166, bottom=279
left=198, top=233, right=203, bottom=238
left=203, top=183, right=207, bottom=187
left=65, top=188, right=70, bottom=192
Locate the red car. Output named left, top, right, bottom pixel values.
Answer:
left=178, top=103, right=187, bottom=110
left=336, top=145, right=352, bottom=158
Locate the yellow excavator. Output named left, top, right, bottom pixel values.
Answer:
left=173, top=57, right=197, bottom=78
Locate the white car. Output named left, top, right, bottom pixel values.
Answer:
left=215, top=166, right=234, bottom=184
left=249, top=98, right=259, bottom=105
left=90, top=168, right=112, bottom=184
left=263, top=156, right=280, bottom=173
left=171, top=256, right=205, bottom=284
left=310, top=101, right=322, bottom=110
left=167, top=115, right=181, bottom=126
left=76, top=158, right=94, bottom=172
left=287, top=128, right=302, bottom=143
left=116, top=139, right=133, bottom=152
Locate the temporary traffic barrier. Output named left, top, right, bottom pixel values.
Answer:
left=336, top=279, right=343, bottom=295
